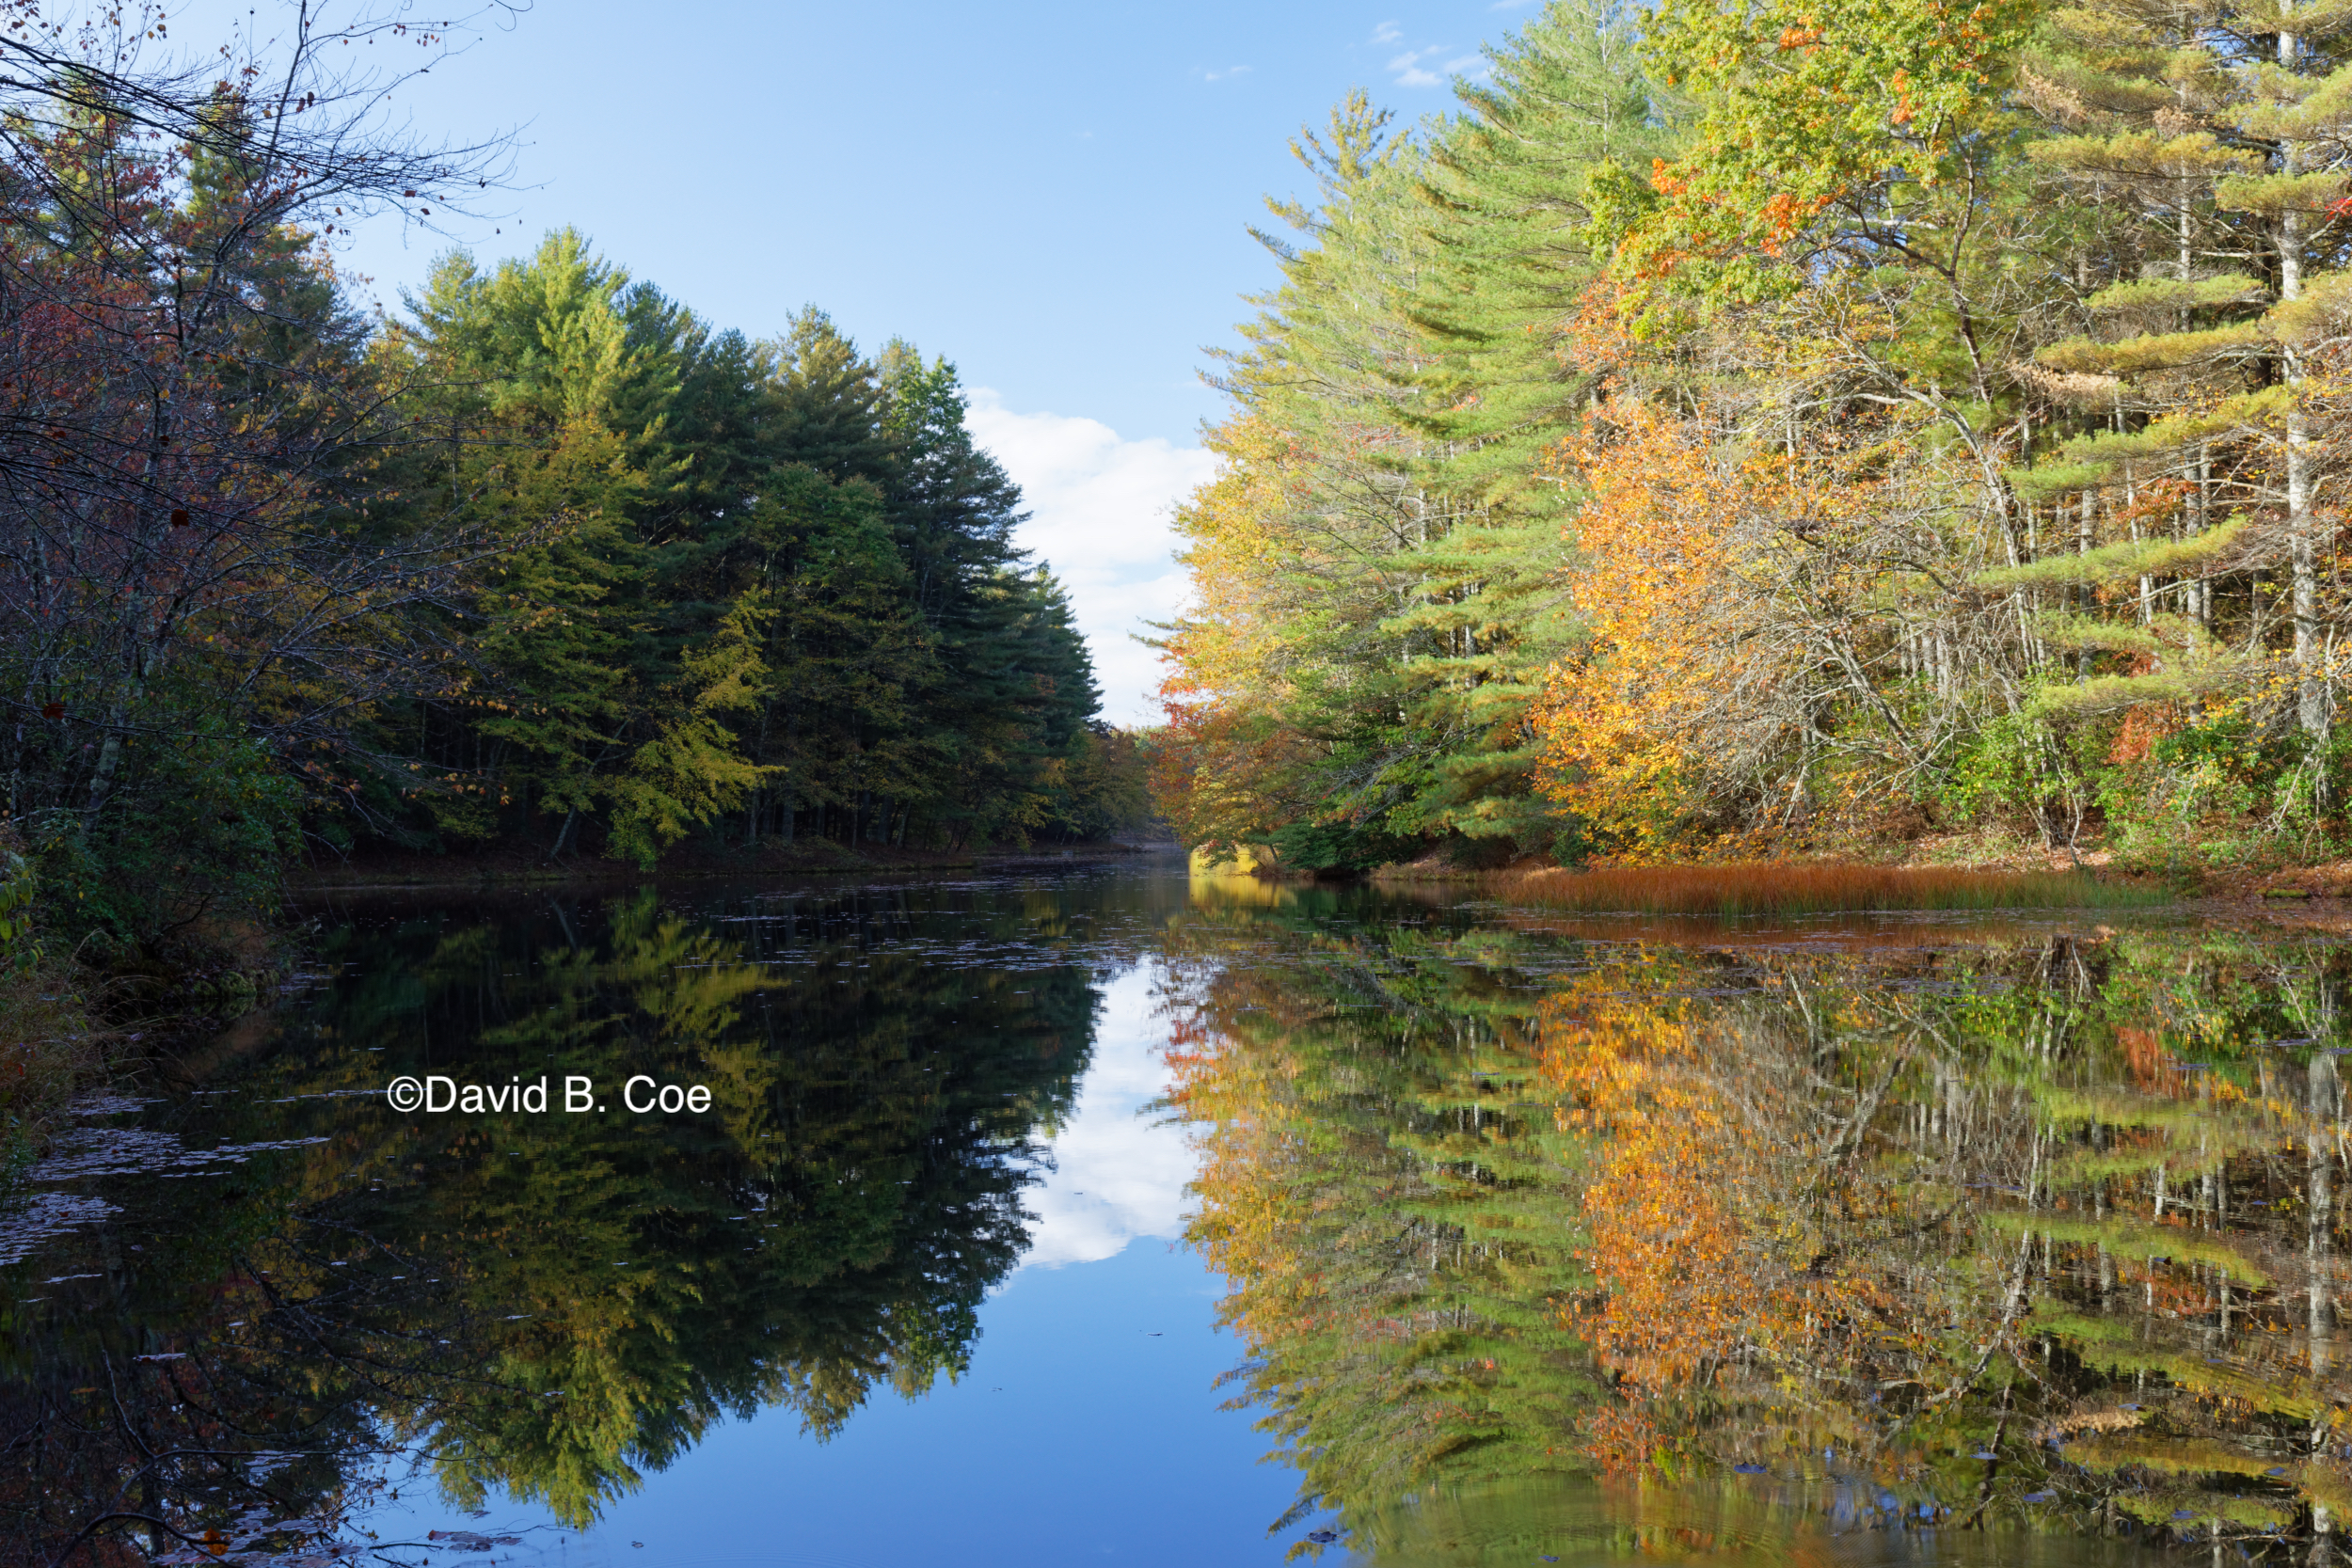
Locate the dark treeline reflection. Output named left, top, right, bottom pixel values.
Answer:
left=1163, top=895, right=2352, bottom=1565
left=0, top=881, right=1113, bottom=1564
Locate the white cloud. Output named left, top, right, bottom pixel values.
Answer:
left=1379, top=36, right=1480, bottom=88
left=1387, top=44, right=1452, bottom=87
left=966, top=389, right=1216, bottom=729
left=1204, top=63, right=1251, bottom=81
left=1016, top=965, right=1195, bottom=1270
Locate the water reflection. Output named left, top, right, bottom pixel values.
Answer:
left=0, top=879, right=1146, bottom=1562
left=16, top=872, right=2352, bottom=1568
left=1018, top=966, right=1194, bottom=1270
left=1165, top=904, right=2352, bottom=1563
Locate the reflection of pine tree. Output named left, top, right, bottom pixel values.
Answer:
left=1169, top=911, right=2352, bottom=1559
left=0, top=886, right=1101, bottom=1547
left=1164, top=906, right=1604, bottom=1542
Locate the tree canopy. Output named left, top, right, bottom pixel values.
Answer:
left=1157, top=0, right=2352, bottom=872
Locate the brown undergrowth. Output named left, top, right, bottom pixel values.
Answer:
left=1496, top=861, right=2168, bottom=916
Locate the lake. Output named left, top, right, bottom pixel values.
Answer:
left=0, top=860, right=2339, bottom=1567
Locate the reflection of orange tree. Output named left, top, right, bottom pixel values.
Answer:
left=1548, top=991, right=1761, bottom=1389
left=1537, top=956, right=2059, bottom=1487
left=1548, top=969, right=1932, bottom=1388
left=1539, top=935, right=2352, bottom=1557
left=1174, top=914, right=2352, bottom=1557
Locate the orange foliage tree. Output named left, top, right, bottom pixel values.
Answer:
left=1534, top=397, right=1983, bottom=855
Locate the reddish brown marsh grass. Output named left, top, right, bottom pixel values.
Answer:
left=1498, top=862, right=2164, bottom=917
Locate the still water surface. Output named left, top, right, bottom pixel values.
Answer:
left=1, top=864, right=2344, bottom=1567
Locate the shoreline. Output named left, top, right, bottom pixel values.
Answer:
left=282, top=838, right=1178, bottom=895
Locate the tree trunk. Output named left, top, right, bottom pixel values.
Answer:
left=2283, top=4, right=2328, bottom=738
left=2077, top=491, right=2095, bottom=680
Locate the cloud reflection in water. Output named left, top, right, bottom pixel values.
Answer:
left=1015, top=964, right=1193, bottom=1271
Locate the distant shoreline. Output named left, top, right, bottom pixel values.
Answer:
left=283, top=839, right=1182, bottom=895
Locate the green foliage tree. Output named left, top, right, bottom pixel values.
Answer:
left=364, top=235, right=1130, bottom=866
left=1162, top=0, right=2352, bottom=867
left=0, top=12, right=503, bottom=950
left=1159, top=1, right=1671, bottom=866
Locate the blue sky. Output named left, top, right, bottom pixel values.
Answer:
left=218, top=0, right=1550, bottom=720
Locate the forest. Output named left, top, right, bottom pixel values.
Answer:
left=1154, top=0, right=2352, bottom=876
left=0, top=4, right=1148, bottom=965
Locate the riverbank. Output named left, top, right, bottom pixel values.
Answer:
left=1489, top=861, right=2169, bottom=916
left=0, top=914, right=296, bottom=1176
left=0, top=957, right=100, bottom=1177
left=285, top=836, right=1171, bottom=893
left=1354, top=830, right=2352, bottom=911
left=1468, top=853, right=2352, bottom=926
